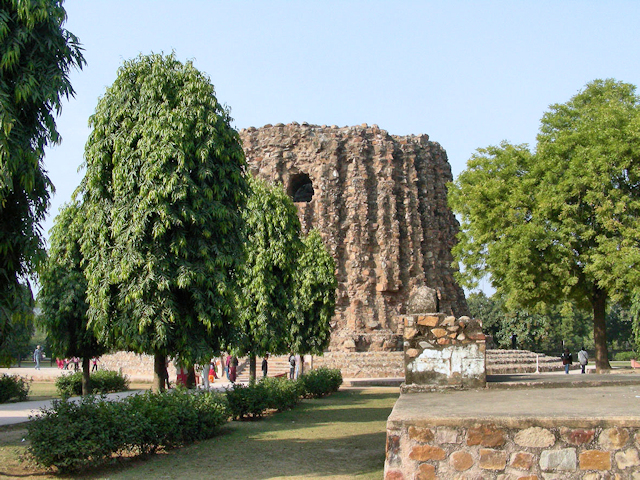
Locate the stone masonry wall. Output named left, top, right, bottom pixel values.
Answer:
left=401, top=313, right=486, bottom=390
left=385, top=422, right=640, bottom=479
left=240, top=123, right=468, bottom=353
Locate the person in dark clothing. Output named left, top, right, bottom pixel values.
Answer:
left=561, top=348, right=573, bottom=374
left=262, top=354, right=269, bottom=378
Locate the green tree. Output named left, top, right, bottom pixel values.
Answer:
left=0, top=283, right=34, bottom=367
left=79, top=53, right=248, bottom=391
left=290, top=229, right=336, bottom=355
left=450, top=79, right=640, bottom=371
left=234, top=178, right=302, bottom=381
left=0, top=0, right=84, bottom=350
left=38, top=201, right=106, bottom=395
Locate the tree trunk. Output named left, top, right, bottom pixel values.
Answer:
left=249, top=354, right=256, bottom=383
left=186, top=365, right=196, bottom=388
left=82, top=356, right=91, bottom=396
left=153, top=353, right=166, bottom=393
left=592, top=286, right=611, bottom=372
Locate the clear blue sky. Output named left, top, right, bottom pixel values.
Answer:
left=43, top=1, right=640, bottom=292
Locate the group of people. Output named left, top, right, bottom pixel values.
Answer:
left=561, top=346, right=589, bottom=374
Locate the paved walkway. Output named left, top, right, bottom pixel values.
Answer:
left=3, top=366, right=640, bottom=427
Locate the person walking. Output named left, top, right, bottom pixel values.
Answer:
left=201, top=362, right=210, bottom=390
left=33, top=345, right=42, bottom=370
left=229, top=356, right=238, bottom=383
left=578, top=347, right=589, bottom=374
left=561, top=347, right=573, bottom=374
left=262, top=354, right=269, bottom=378
left=91, top=357, right=99, bottom=372
left=289, top=353, right=296, bottom=379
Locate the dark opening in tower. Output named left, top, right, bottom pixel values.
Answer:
left=289, top=173, right=314, bottom=202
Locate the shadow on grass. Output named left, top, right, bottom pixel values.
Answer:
left=84, top=387, right=400, bottom=480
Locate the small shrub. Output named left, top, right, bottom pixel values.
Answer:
left=225, top=382, right=269, bottom=419
left=613, top=351, right=636, bottom=361
left=298, top=367, right=343, bottom=398
left=27, top=389, right=229, bottom=472
left=0, top=374, right=31, bottom=403
left=260, top=376, right=301, bottom=411
left=27, top=395, right=122, bottom=472
left=55, top=370, right=129, bottom=397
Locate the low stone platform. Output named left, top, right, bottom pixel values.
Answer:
left=385, top=375, right=640, bottom=479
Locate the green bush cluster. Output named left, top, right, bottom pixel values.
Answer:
left=0, top=374, right=31, bottom=403
left=298, top=367, right=342, bottom=398
left=55, top=370, right=129, bottom=397
left=613, top=351, right=637, bottom=361
left=226, top=368, right=342, bottom=419
left=27, top=390, right=229, bottom=472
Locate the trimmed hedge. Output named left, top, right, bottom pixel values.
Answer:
left=27, top=390, right=229, bottom=472
left=0, top=374, right=31, bottom=403
left=613, top=351, right=636, bottom=361
left=55, top=370, right=129, bottom=397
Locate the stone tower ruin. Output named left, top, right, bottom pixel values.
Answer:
left=240, top=122, right=468, bottom=355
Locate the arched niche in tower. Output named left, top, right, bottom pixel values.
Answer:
left=288, top=173, right=314, bottom=203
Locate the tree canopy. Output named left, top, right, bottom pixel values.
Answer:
left=234, top=178, right=303, bottom=362
left=0, top=0, right=84, bottom=349
left=79, top=53, right=248, bottom=390
left=38, top=201, right=105, bottom=394
left=290, top=229, right=336, bottom=355
left=449, top=79, right=640, bottom=371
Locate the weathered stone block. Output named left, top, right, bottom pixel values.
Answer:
left=437, top=427, right=460, bottom=444
left=511, top=451, right=534, bottom=470
left=561, top=428, right=595, bottom=446
left=615, top=448, right=640, bottom=469
left=539, top=448, right=577, bottom=471
left=408, top=426, right=434, bottom=443
left=404, top=327, right=418, bottom=340
left=436, top=337, right=450, bottom=345
left=515, top=427, right=555, bottom=448
left=415, top=463, right=436, bottom=480
left=386, top=434, right=401, bottom=466
left=467, top=425, right=506, bottom=447
left=579, top=450, right=611, bottom=470
left=409, top=445, right=446, bottom=461
left=599, top=427, right=630, bottom=449
left=406, top=348, right=419, bottom=358
left=479, top=448, right=507, bottom=470
left=431, top=327, right=447, bottom=338
left=385, top=470, right=404, bottom=480
left=450, top=451, right=474, bottom=471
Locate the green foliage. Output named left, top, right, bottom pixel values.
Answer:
left=0, top=283, right=34, bottom=366
left=78, top=53, right=248, bottom=367
left=450, top=79, right=640, bottom=369
left=298, top=367, right=343, bottom=398
left=260, top=376, right=301, bottom=412
left=55, top=370, right=129, bottom=398
left=613, top=351, right=636, bottom=361
left=0, top=0, right=84, bottom=351
left=234, top=178, right=303, bottom=358
left=0, top=373, right=30, bottom=402
left=38, top=201, right=106, bottom=365
left=225, top=381, right=270, bottom=419
left=291, top=230, right=337, bottom=355
left=27, top=390, right=229, bottom=472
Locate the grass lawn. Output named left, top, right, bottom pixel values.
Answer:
left=0, top=386, right=399, bottom=479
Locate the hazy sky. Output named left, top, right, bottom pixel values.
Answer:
left=43, top=1, right=640, bottom=292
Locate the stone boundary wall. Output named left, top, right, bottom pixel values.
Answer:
left=385, top=421, right=640, bottom=479
left=402, top=313, right=485, bottom=390
left=312, top=351, right=404, bottom=378
left=99, top=352, right=177, bottom=382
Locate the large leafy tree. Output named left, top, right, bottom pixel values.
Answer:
left=0, top=282, right=34, bottom=366
left=38, top=201, right=105, bottom=395
left=290, top=229, right=336, bottom=355
left=79, top=53, right=248, bottom=391
left=449, top=79, right=640, bottom=371
left=234, top=178, right=303, bottom=380
left=0, top=0, right=84, bottom=349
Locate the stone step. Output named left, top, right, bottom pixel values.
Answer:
left=486, top=349, right=575, bottom=374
